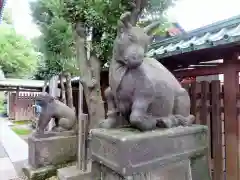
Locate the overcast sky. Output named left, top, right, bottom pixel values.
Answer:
left=168, top=0, right=240, bottom=31
left=5, top=0, right=40, bottom=39
left=5, top=0, right=240, bottom=39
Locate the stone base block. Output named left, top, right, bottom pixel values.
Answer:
left=57, top=165, right=92, bottom=180
left=92, top=160, right=192, bottom=179
left=22, top=161, right=76, bottom=180
left=90, top=125, right=211, bottom=180
left=28, top=131, right=77, bottom=168
left=22, top=164, right=57, bottom=180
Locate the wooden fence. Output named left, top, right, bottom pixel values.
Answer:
left=182, top=80, right=226, bottom=180
left=8, top=92, right=40, bottom=121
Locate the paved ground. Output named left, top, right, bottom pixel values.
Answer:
left=0, top=141, right=19, bottom=179
left=0, top=118, right=28, bottom=180
left=0, top=119, right=57, bottom=180
left=0, top=119, right=28, bottom=164
left=0, top=142, right=7, bottom=158
left=0, top=157, right=18, bottom=179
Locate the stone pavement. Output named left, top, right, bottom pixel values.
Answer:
left=0, top=119, right=28, bottom=180
left=0, top=142, right=7, bottom=158
left=0, top=157, right=18, bottom=179
left=0, top=138, right=20, bottom=179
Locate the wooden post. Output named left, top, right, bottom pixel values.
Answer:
left=223, top=54, right=239, bottom=180
left=78, top=113, right=88, bottom=171
left=199, top=81, right=212, bottom=176
left=77, top=81, right=89, bottom=171
left=77, top=82, right=83, bottom=170
left=190, top=82, right=197, bottom=117
left=200, top=81, right=209, bottom=125
left=14, top=87, right=19, bottom=120
left=6, top=91, right=9, bottom=116
left=211, top=80, right=223, bottom=180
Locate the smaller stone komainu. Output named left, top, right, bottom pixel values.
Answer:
left=35, top=92, right=77, bottom=134
left=99, top=11, right=195, bottom=131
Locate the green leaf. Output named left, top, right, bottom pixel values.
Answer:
left=0, top=25, right=38, bottom=78
left=31, top=0, right=176, bottom=76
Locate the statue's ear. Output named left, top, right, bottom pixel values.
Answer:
left=117, top=12, right=132, bottom=35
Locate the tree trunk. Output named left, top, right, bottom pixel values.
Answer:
left=65, top=72, right=74, bottom=109
left=42, top=79, right=48, bottom=92
left=48, top=75, right=59, bottom=131
left=130, top=0, right=147, bottom=25
left=59, top=73, right=67, bottom=104
left=75, top=22, right=105, bottom=130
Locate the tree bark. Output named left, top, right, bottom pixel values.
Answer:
left=65, top=72, right=74, bottom=109
left=48, top=75, right=59, bottom=131
left=42, top=79, right=48, bottom=92
left=75, top=22, right=105, bottom=130
left=130, top=0, right=148, bottom=25
left=59, top=73, right=67, bottom=104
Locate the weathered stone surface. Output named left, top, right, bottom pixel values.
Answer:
left=28, top=131, right=77, bottom=168
left=57, top=165, right=92, bottom=180
left=92, top=160, right=192, bottom=180
left=92, top=155, right=211, bottom=180
left=190, top=154, right=211, bottom=180
left=22, top=161, right=76, bottom=180
left=90, top=125, right=210, bottom=178
left=100, top=11, right=195, bottom=131
left=35, top=92, right=77, bottom=134
left=22, top=164, right=56, bottom=180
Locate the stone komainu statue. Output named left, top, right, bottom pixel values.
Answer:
left=35, top=92, right=77, bottom=133
left=99, top=12, right=195, bottom=131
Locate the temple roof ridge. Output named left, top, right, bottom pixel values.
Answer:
left=147, top=14, right=240, bottom=59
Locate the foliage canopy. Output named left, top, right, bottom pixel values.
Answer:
left=0, top=25, right=38, bottom=78
left=61, top=0, right=176, bottom=65
left=31, top=0, right=77, bottom=80
left=31, top=0, right=177, bottom=77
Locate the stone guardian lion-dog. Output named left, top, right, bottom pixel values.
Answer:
left=99, top=12, right=195, bottom=131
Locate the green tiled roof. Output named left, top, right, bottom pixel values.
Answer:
left=146, top=15, right=240, bottom=59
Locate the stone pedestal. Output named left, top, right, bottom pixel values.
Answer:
left=57, top=163, right=92, bottom=180
left=89, top=125, right=211, bottom=180
left=23, top=131, right=77, bottom=180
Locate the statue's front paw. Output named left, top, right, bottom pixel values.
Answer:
left=156, top=117, right=172, bottom=128
left=180, top=115, right=195, bottom=126
left=52, top=126, right=65, bottom=132
left=178, top=118, right=189, bottom=126
left=174, top=115, right=195, bottom=127
left=98, top=118, right=118, bottom=129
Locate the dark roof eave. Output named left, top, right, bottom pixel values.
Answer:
left=150, top=14, right=240, bottom=49
left=154, top=37, right=240, bottom=60
left=147, top=14, right=240, bottom=59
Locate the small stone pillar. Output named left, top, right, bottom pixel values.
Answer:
left=90, top=125, right=211, bottom=180
left=22, top=131, right=77, bottom=180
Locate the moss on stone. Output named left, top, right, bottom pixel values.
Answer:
left=23, top=161, right=76, bottom=180
left=31, top=166, right=56, bottom=180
